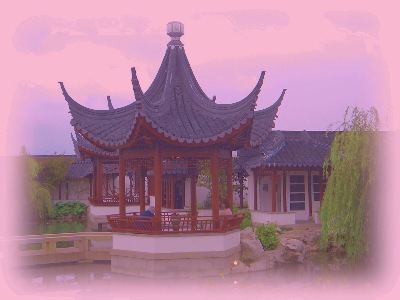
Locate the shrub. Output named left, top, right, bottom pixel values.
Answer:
left=240, top=209, right=252, bottom=230
left=255, top=223, right=280, bottom=250
left=55, top=201, right=87, bottom=218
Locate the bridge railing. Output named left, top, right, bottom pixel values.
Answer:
left=1, top=232, right=112, bottom=267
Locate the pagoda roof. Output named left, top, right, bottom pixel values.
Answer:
left=60, top=21, right=285, bottom=149
left=238, top=130, right=336, bottom=169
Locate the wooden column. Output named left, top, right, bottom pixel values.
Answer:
left=319, top=168, right=324, bottom=207
left=239, top=173, right=244, bottom=209
left=118, top=152, right=126, bottom=216
left=253, top=170, right=258, bottom=211
left=190, top=170, right=197, bottom=215
left=271, top=170, right=277, bottom=212
left=154, top=144, right=163, bottom=221
left=211, top=149, right=219, bottom=229
left=282, top=171, right=287, bottom=212
left=139, top=167, right=146, bottom=214
left=96, top=158, right=103, bottom=204
left=227, top=155, right=233, bottom=211
left=308, top=170, right=312, bottom=217
left=190, top=170, right=197, bottom=231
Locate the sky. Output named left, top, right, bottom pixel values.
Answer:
left=1, top=2, right=400, bottom=298
left=1, top=1, right=399, bottom=156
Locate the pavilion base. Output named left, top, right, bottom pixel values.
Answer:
left=110, top=231, right=240, bottom=278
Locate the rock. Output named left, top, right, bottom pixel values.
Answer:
left=231, top=260, right=251, bottom=273
left=303, top=231, right=320, bottom=243
left=285, top=239, right=305, bottom=252
left=266, top=249, right=285, bottom=263
left=240, top=227, right=256, bottom=240
left=249, top=256, right=275, bottom=271
left=241, top=239, right=265, bottom=260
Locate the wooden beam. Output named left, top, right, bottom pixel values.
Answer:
left=211, top=149, right=219, bottom=228
left=154, top=144, right=163, bottom=221
left=139, top=168, right=146, bottom=214
left=118, top=152, right=126, bottom=216
left=227, top=153, right=233, bottom=211
left=190, top=171, right=197, bottom=215
left=96, top=158, right=103, bottom=204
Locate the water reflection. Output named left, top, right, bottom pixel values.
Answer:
left=7, top=261, right=382, bottom=300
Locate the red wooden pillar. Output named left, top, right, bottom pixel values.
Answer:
left=118, top=152, right=126, bottom=216
left=282, top=171, right=287, bottom=212
left=96, top=158, right=103, bottom=204
left=190, top=170, right=197, bottom=230
left=190, top=170, right=197, bottom=215
left=308, top=170, right=312, bottom=217
left=139, top=167, right=146, bottom=214
left=253, top=170, right=258, bottom=211
left=271, top=170, right=277, bottom=212
left=211, top=149, right=219, bottom=228
left=227, top=155, right=233, bottom=211
left=154, top=144, right=163, bottom=221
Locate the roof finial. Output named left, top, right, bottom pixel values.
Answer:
left=167, top=21, right=184, bottom=46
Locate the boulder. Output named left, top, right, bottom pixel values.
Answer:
left=240, top=227, right=256, bottom=240
left=241, top=239, right=264, bottom=260
left=231, top=260, right=251, bottom=273
left=285, top=239, right=305, bottom=252
left=249, top=256, right=275, bottom=271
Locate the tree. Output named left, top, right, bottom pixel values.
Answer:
left=319, top=107, right=380, bottom=262
left=37, top=153, right=72, bottom=191
left=20, top=147, right=55, bottom=220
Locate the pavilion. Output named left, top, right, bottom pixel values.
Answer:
left=60, top=21, right=286, bottom=277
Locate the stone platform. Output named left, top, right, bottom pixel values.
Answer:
left=110, top=231, right=241, bottom=278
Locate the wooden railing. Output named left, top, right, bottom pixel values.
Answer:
left=89, top=194, right=150, bottom=206
left=1, top=232, right=112, bottom=266
left=107, top=212, right=245, bottom=235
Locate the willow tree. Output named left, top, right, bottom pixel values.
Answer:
left=319, top=107, right=380, bottom=262
left=20, top=147, right=55, bottom=220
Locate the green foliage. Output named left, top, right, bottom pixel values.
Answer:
left=20, top=147, right=56, bottom=220
left=240, top=209, right=252, bottom=230
left=255, top=223, right=280, bottom=250
left=35, top=220, right=86, bottom=234
left=38, top=153, right=72, bottom=191
left=232, top=204, right=239, bottom=214
left=55, top=201, right=87, bottom=218
left=319, top=107, right=380, bottom=262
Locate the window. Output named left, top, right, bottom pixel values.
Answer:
left=289, top=175, right=305, bottom=211
left=312, top=175, right=326, bottom=201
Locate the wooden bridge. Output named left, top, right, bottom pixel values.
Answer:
left=1, top=232, right=112, bottom=267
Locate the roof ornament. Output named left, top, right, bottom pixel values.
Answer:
left=212, top=95, right=216, bottom=102
left=107, top=96, right=114, bottom=110
left=167, top=21, right=184, bottom=47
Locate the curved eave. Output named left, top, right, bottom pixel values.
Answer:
left=140, top=116, right=252, bottom=147
left=74, top=132, right=119, bottom=158
left=59, top=82, right=140, bottom=148
left=249, top=89, right=287, bottom=147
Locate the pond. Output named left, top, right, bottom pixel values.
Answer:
left=5, top=260, right=385, bottom=300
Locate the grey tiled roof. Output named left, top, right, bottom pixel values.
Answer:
left=60, top=34, right=285, bottom=149
left=238, top=130, right=336, bottom=168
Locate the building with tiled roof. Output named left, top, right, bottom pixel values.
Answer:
left=60, top=21, right=285, bottom=230
left=237, top=130, right=335, bottom=224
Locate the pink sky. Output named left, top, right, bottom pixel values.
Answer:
left=1, top=1, right=399, bottom=155
left=1, top=1, right=400, bottom=299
